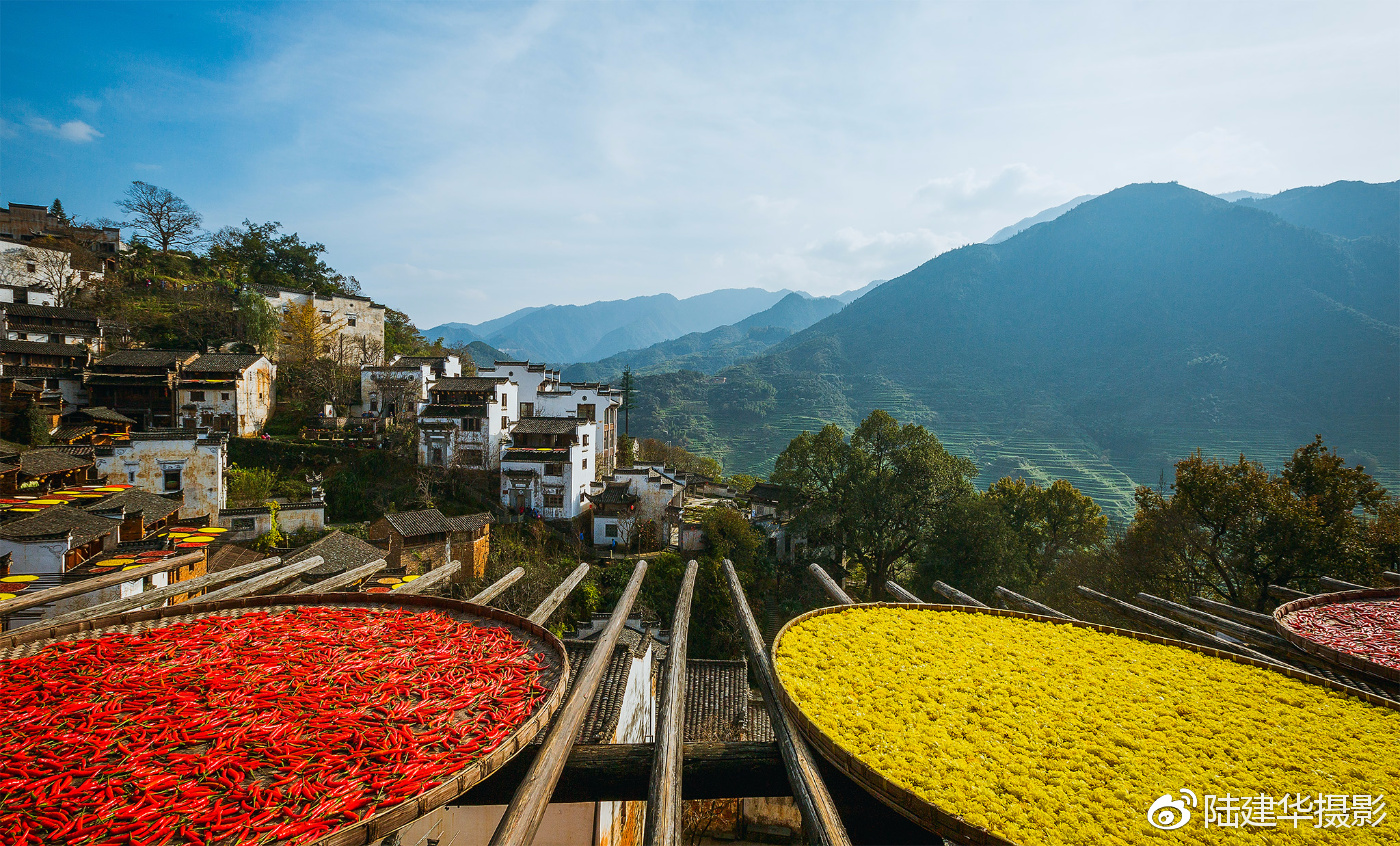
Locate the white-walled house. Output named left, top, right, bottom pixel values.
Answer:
left=177, top=354, right=275, bottom=436
left=477, top=361, right=622, bottom=479
left=587, top=465, right=686, bottom=547
left=255, top=284, right=387, bottom=365
left=499, top=417, right=593, bottom=520
left=360, top=354, right=461, bottom=423
left=92, top=432, right=227, bottom=521
left=417, top=376, right=517, bottom=470
left=0, top=282, right=55, bottom=306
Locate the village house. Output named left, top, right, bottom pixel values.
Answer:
left=80, top=488, right=182, bottom=543
left=359, top=353, right=462, bottom=423
left=367, top=508, right=492, bottom=576
left=255, top=284, right=387, bottom=365
left=0, top=504, right=119, bottom=575
left=0, top=303, right=104, bottom=352
left=177, top=353, right=275, bottom=436
left=0, top=202, right=123, bottom=257
left=417, top=376, right=517, bottom=470
left=50, top=406, right=137, bottom=445
left=213, top=500, right=325, bottom=543
left=91, top=431, right=227, bottom=521
left=0, top=339, right=90, bottom=413
left=84, top=349, right=200, bottom=430
left=0, top=282, right=55, bottom=306
left=500, top=417, right=594, bottom=521
left=0, top=446, right=98, bottom=496
left=0, top=240, right=109, bottom=292
left=587, top=465, right=686, bottom=548
left=477, top=362, right=622, bottom=479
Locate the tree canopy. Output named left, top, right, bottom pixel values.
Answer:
left=116, top=181, right=204, bottom=253
left=211, top=220, right=360, bottom=297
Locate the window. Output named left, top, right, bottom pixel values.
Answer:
left=432, top=448, right=443, bottom=465
left=605, top=524, right=618, bottom=538
left=544, top=493, right=564, bottom=509
left=519, top=402, right=533, bottom=418
left=582, top=434, right=589, bottom=446
left=321, top=311, right=332, bottom=324
left=25, top=262, right=35, bottom=273
left=347, top=314, right=357, bottom=327
left=232, top=517, right=256, bottom=532
left=501, top=416, right=508, bottom=430
left=545, top=463, right=563, bottom=476
left=189, top=391, right=205, bottom=402
left=221, top=392, right=230, bottom=401
left=582, top=458, right=588, bottom=469
left=577, top=403, right=596, bottom=422
left=127, top=469, right=137, bottom=483
left=163, top=467, right=182, bottom=492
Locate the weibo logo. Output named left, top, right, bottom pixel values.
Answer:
left=1147, top=790, right=1198, bottom=830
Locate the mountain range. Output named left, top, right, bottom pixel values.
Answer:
left=625, top=179, right=1399, bottom=518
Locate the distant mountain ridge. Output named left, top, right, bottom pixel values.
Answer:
left=1235, top=180, right=1399, bottom=241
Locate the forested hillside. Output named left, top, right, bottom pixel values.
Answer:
left=630, top=182, right=1400, bottom=518
left=1236, top=180, right=1399, bottom=240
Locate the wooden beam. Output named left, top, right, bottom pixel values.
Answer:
left=285, top=559, right=386, bottom=595
left=1186, top=595, right=1276, bottom=630
left=1383, top=571, right=1400, bottom=586
left=1076, top=586, right=1285, bottom=667
left=1319, top=576, right=1367, bottom=592
left=9, top=556, right=282, bottom=634
left=883, top=581, right=924, bottom=604
left=644, top=560, right=699, bottom=846
left=489, top=560, right=648, bottom=846
left=994, top=585, right=1075, bottom=620
left=1268, top=584, right=1310, bottom=602
left=527, top=562, right=589, bottom=625
left=471, top=567, right=525, bottom=604
left=0, top=551, right=203, bottom=619
left=1136, top=593, right=1293, bottom=653
left=808, top=563, right=853, bottom=605
left=197, top=556, right=326, bottom=603
left=931, top=580, right=988, bottom=608
left=724, top=560, right=852, bottom=846
left=393, top=560, right=462, bottom=596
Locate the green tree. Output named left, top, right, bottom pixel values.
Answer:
left=985, top=477, right=1108, bottom=585
left=920, top=493, right=1027, bottom=601
left=384, top=308, right=435, bottom=358
left=619, top=367, right=635, bottom=435
left=48, top=198, right=70, bottom=226
left=210, top=220, right=359, bottom=296
left=772, top=410, right=976, bottom=600
left=726, top=473, right=764, bottom=495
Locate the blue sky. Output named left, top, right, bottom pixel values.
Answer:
left=2, top=1, right=1397, bottom=326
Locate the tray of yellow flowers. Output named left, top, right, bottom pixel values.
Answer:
left=772, top=603, right=1400, bottom=846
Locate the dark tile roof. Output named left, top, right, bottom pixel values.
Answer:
left=94, top=349, right=198, bottom=369
left=382, top=508, right=453, bottom=537
left=512, top=417, right=583, bottom=435
left=0, top=338, right=90, bottom=357
left=746, top=698, right=775, bottom=743
left=71, top=406, right=137, bottom=425
left=589, top=482, right=638, bottom=506
left=562, top=642, right=636, bottom=744
left=682, top=659, right=750, bottom=742
left=50, top=424, right=96, bottom=443
left=82, top=488, right=181, bottom=522
left=285, top=530, right=387, bottom=576
left=445, top=513, right=493, bottom=532
left=1, top=303, right=98, bottom=321
left=18, top=448, right=92, bottom=476
left=0, top=504, right=116, bottom=545
left=748, top=482, right=782, bottom=504
left=250, top=283, right=379, bottom=305
left=0, top=462, right=18, bottom=475
left=432, top=377, right=509, bottom=391
left=394, top=355, right=450, bottom=365
left=419, top=405, right=486, bottom=417
left=183, top=353, right=266, bottom=374
left=0, top=438, right=27, bottom=456
left=207, top=544, right=268, bottom=573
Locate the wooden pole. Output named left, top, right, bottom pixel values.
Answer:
left=471, top=567, right=525, bottom=604
left=723, top=560, right=852, bottom=846
left=0, top=551, right=204, bottom=619
left=1383, top=571, right=1400, bottom=586
left=1076, top=586, right=1285, bottom=666
left=285, top=559, right=387, bottom=595
left=488, top=560, right=648, bottom=846
left=1319, top=576, right=1368, bottom=592
left=1268, top=584, right=1310, bottom=602
left=9, top=555, right=282, bottom=634
left=808, top=563, right=853, bottom=605
left=527, top=562, right=590, bottom=625
left=930, top=580, right=988, bottom=608
left=644, top=559, right=699, bottom=846
left=1186, top=595, right=1276, bottom=630
left=393, top=560, right=462, bottom=596
left=883, top=581, right=924, bottom=604
left=1135, top=593, right=1293, bottom=653
left=197, top=556, right=326, bottom=603
left=994, top=585, right=1075, bottom=620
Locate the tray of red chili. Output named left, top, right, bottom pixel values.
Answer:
left=0, top=592, right=569, bottom=845
left=1274, top=586, right=1400, bottom=684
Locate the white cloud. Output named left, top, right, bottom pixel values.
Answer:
left=25, top=116, right=103, bottom=142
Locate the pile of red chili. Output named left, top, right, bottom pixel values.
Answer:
left=1284, top=599, right=1400, bottom=671
left=0, top=606, right=553, bottom=845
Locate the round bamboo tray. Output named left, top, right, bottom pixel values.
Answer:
left=1274, top=587, right=1400, bottom=684
left=771, top=602, right=1400, bottom=845
left=0, top=592, right=570, bottom=846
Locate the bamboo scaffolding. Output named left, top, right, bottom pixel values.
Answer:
left=488, top=560, right=648, bottom=846
left=994, top=585, right=1075, bottom=620
left=808, top=563, right=853, bottom=605
left=196, top=557, right=326, bottom=603
left=286, top=559, right=387, bottom=595
left=1076, top=586, right=1286, bottom=667
left=527, top=563, right=589, bottom=625
left=0, top=551, right=204, bottom=619
left=10, top=556, right=282, bottom=634
left=883, top=581, right=925, bottom=604
left=724, top=559, right=852, bottom=846
left=471, top=567, right=525, bottom=604
left=393, top=560, right=462, bottom=596
left=643, top=560, right=699, bottom=846
left=930, top=580, right=988, bottom=608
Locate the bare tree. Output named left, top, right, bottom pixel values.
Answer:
left=5, top=246, right=82, bottom=306
left=115, top=181, right=204, bottom=253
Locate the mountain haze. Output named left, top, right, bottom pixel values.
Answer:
left=632, top=182, right=1399, bottom=517
left=1235, top=180, right=1399, bottom=241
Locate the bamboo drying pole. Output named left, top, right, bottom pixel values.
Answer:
left=1319, top=576, right=1368, bottom=592
left=994, top=586, right=1075, bottom=620
left=286, top=559, right=387, bottom=595
left=1186, top=595, right=1276, bottom=630
left=723, top=560, right=852, bottom=846
left=471, top=567, right=525, bottom=604
left=930, top=580, right=988, bottom=608
left=1383, top=571, right=1400, bottom=586
left=488, top=560, right=648, bottom=846
left=528, top=562, right=590, bottom=625
left=884, top=581, right=925, bottom=604
left=807, top=563, right=853, bottom=605
left=1268, top=584, right=1311, bottom=602
left=1076, top=586, right=1284, bottom=666
left=1135, top=593, right=1294, bottom=653
left=643, top=559, right=699, bottom=846
left=10, top=555, right=282, bottom=633
left=0, top=551, right=204, bottom=619
left=393, top=560, right=462, bottom=596
left=197, top=556, right=326, bottom=603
